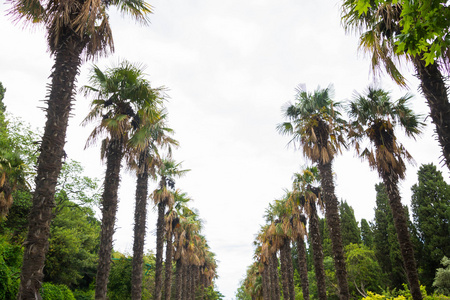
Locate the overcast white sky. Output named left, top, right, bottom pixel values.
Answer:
left=1, top=1, right=449, bottom=299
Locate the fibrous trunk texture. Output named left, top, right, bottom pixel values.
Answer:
left=131, top=152, right=149, bottom=300
left=18, top=36, right=84, bottom=299
left=382, top=175, right=422, bottom=300
left=414, top=57, right=450, bottom=172
left=175, top=259, right=182, bottom=300
left=154, top=201, right=166, bottom=300
left=279, top=243, right=290, bottom=300
left=261, top=266, right=270, bottom=300
left=318, top=161, right=349, bottom=300
left=95, top=138, right=124, bottom=300
left=296, top=236, right=310, bottom=300
left=310, top=202, right=327, bottom=300
left=164, top=232, right=174, bottom=300
left=270, top=253, right=281, bottom=300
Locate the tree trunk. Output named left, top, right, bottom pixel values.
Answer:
left=382, top=174, right=423, bottom=300
left=175, top=259, right=182, bottom=300
left=261, top=265, right=270, bottom=300
left=279, top=244, right=290, bottom=300
left=131, top=152, right=149, bottom=300
left=154, top=201, right=166, bottom=300
left=17, top=33, right=84, bottom=300
left=283, top=239, right=295, bottom=300
left=95, top=138, right=124, bottom=300
left=310, top=201, right=327, bottom=300
left=296, top=236, right=310, bottom=300
left=318, top=161, right=349, bottom=300
left=164, top=231, right=174, bottom=300
left=270, top=252, right=281, bottom=300
left=182, top=263, right=188, bottom=300
left=413, top=57, right=450, bottom=172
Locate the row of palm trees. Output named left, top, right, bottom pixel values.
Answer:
left=245, top=84, right=424, bottom=300
left=73, top=61, right=219, bottom=300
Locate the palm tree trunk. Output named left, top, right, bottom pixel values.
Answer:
left=17, top=34, right=84, bottom=300
left=279, top=243, right=290, bottom=300
left=318, top=161, right=350, bottom=300
left=175, top=259, right=182, bottom=300
left=261, top=265, right=270, bottom=300
left=95, top=138, right=124, bottom=300
left=164, top=231, right=174, bottom=300
left=182, top=263, right=188, bottom=300
left=309, top=201, right=327, bottom=300
left=382, top=174, right=422, bottom=300
left=413, top=57, right=450, bottom=172
left=131, top=152, right=149, bottom=300
left=284, top=239, right=295, bottom=300
left=270, top=252, right=281, bottom=300
left=155, top=201, right=166, bottom=300
left=296, top=236, right=310, bottom=300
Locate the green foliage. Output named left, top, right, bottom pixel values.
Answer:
left=352, top=0, right=450, bottom=65
left=107, top=251, right=156, bottom=300
left=345, top=243, right=384, bottom=297
left=411, top=164, right=450, bottom=291
left=44, top=199, right=100, bottom=288
left=360, top=218, right=374, bottom=248
left=339, top=200, right=361, bottom=246
left=433, top=256, right=450, bottom=295
left=0, top=236, right=22, bottom=299
left=203, top=285, right=225, bottom=300
left=40, top=282, right=76, bottom=300
left=373, top=183, right=406, bottom=289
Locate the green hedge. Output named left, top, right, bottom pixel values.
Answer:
left=40, top=282, right=76, bottom=300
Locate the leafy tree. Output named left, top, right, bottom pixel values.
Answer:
left=360, top=219, right=374, bottom=249
left=278, top=85, right=350, bottom=300
left=341, top=0, right=450, bottom=172
left=0, top=235, right=22, bottom=299
left=345, top=243, right=383, bottom=298
left=7, top=0, right=153, bottom=295
left=339, top=201, right=361, bottom=247
left=433, top=256, right=450, bottom=296
left=347, top=86, right=423, bottom=300
left=411, top=163, right=450, bottom=290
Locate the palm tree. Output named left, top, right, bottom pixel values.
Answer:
left=278, top=85, right=350, bottom=300
left=265, top=198, right=295, bottom=300
left=152, top=159, right=189, bottom=300
left=164, top=190, right=192, bottom=300
left=128, top=110, right=178, bottom=300
left=9, top=0, right=152, bottom=296
left=347, top=86, right=423, bottom=300
left=290, top=166, right=326, bottom=300
left=173, top=208, right=202, bottom=300
left=341, top=1, right=450, bottom=172
left=82, top=61, right=161, bottom=299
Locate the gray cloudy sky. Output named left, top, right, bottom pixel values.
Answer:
left=1, top=0, right=449, bottom=299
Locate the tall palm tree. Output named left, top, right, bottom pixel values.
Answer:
left=164, top=190, right=192, bottom=300
left=128, top=110, right=178, bottom=300
left=173, top=208, right=202, bottom=300
left=265, top=198, right=295, bottom=300
left=290, top=166, right=326, bottom=300
left=82, top=61, right=161, bottom=299
left=278, top=85, right=350, bottom=300
left=341, top=1, right=450, bottom=172
left=9, top=0, right=151, bottom=297
left=347, top=86, right=423, bottom=300
left=152, top=159, right=189, bottom=300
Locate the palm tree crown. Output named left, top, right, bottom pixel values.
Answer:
left=347, top=86, right=423, bottom=179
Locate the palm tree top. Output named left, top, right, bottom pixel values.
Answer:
left=8, top=0, right=152, bottom=58
left=348, top=86, right=424, bottom=139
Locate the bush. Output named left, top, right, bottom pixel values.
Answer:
left=0, top=236, right=22, bottom=299
left=40, top=282, right=76, bottom=300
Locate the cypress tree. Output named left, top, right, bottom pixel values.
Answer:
left=339, top=200, right=361, bottom=247
left=411, top=164, right=450, bottom=290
